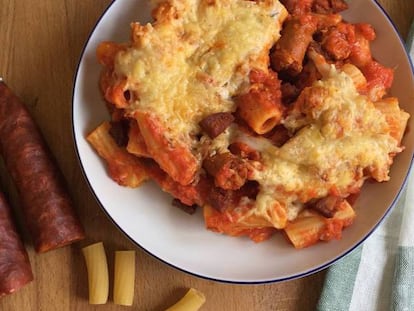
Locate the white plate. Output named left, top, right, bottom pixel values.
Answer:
left=72, top=0, right=414, bottom=283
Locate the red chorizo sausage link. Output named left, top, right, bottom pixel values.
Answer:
left=0, top=191, right=33, bottom=296
left=0, top=81, right=85, bottom=253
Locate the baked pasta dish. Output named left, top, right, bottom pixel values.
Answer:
left=87, top=0, right=410, bottom=248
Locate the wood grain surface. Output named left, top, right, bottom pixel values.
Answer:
left=0, top=0, right=412, bottom=310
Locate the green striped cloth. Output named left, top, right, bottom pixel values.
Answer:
left=317, top=23, right=414, bottom=311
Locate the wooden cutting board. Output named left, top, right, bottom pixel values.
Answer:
left=0, top=0, right=412, bottom=310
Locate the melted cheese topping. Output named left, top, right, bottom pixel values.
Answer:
left=115, top=0, right=287, bottom=143
left=110, top=0, right=403, bottom=231
left=240, top=68, right=401, bottom=227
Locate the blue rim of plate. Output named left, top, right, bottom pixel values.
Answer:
left=71, top=0, right=414, bottom=284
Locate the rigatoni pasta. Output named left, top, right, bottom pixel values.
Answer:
left=87, top=0, right=410, bottom=249
left=87, top=121, right=148, bottom=187
left=82, top=242, right=109, bottom=304
left=285, top=200, right=356, bottom=249
left=340, top=63, right=367, bottom=91
left=113, top=250, right=136, bottom=306
left=236, top=70, right=285, bottom=134
left=165, top=288, right=206, bottom=311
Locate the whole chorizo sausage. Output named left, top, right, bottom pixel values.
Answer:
left=0, top=81, right=85, bottom=253
left=0, top=191, right=33, bottom=296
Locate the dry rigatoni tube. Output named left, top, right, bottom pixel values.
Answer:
left=82, top=242, right=109, bottom=304
left=113, top=250, right=136, bottom=306
left=165, top=288, right=206, bottom=311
